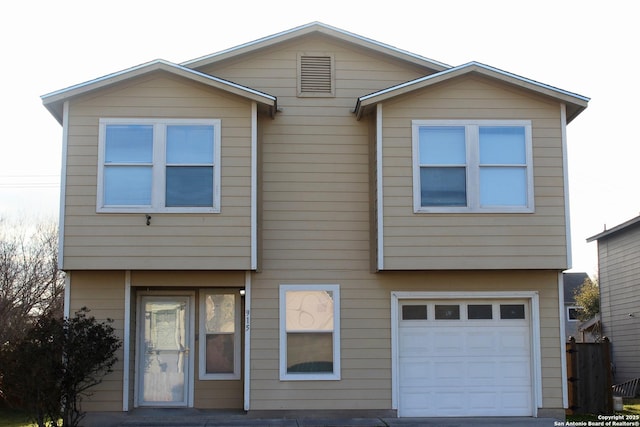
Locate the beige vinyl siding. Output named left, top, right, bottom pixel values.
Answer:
left=598, top=226, right=640, bottom=381
left=191, top=35, right=567, bottom=411
left=62, top=73, right=254, bottom=270
left=67, top=271, right=126, bottom=412
left=196, top=35, right=431, bottom=105
left=249, top=270, right=563, bottom=411
left=381, top=76, right=568, bottom=270
left=68, top=270, right=246, bottom=411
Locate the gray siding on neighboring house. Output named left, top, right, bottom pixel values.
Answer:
left=590, top=218, right=640, bottom=382
left=562, top=272, right=589, bottom=341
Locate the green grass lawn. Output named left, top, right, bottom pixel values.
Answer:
left=567, top=398, right=640, bottom=422
left=0, top=408, right=39, bottom=427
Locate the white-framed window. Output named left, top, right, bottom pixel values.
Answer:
left=97, top=118, right=221, bottom=213
left=412, top=120, right=534, bottom=213
left=567, top=306, right=580, bottom=322
left=279, top=284, right=341, bottom=381
left=198, top=289, right=241, bottom=380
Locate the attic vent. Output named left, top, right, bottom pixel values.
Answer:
left=298, top=53, right=334, bottom=97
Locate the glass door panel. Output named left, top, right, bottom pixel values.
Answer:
left=138, top=296, right=190, bottom=406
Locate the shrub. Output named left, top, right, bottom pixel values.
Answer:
left=0, top=308, right=121, bottom=427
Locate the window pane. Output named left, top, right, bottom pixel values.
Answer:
left=205, top=334, right=234, bottom=374
left=479, top=126, right=526, bottom=164
left=402, top=305, right=428, bottom=320
left=500, top=304, right=525, bottom=319
left=104, top=165, right=152, bottom=205
left=420, top=167, right=466, bottom=206
left=480, top=167, right=526, bottom=206
left=419, top=126, right=466, bottom=164
left=285, top=290, right=334, bottom=332
left=204, top=294, right=235, bottom=333
left=166, top=125, right=214, bottom=164
left=105, top=125, right=153, bottom=163
left=568, top=307, right=579, bottom=321
left=287, top=332, right=333, bottom=373
left=468, top=304, right=493, bottom=319
left=166, top=166, right=214, bottom=207
left=435, top=305, right=460, bottom=320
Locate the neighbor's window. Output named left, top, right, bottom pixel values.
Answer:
left=199, top=290, right=240, bottom=380
left=98, top=118, right=220, bottom=213
left=567, top=306, right=580, bottom=321
left=412, top=120, right=533, bottom=213
left=279, top=284, right=340, bottom=381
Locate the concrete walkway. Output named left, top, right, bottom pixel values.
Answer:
left=83, top=410, right=564, bottom=427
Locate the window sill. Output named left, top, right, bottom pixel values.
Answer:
left=280, top=372, right=341, bottom=381
left=97, top=207, right=220, bottom=214
left=414, top=206, right=534, bottom=214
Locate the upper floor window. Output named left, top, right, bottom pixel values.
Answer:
left=412, top=120, right=534, bottom=213
left=98, top=118, right=221, bottom=213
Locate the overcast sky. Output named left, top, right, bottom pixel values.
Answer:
left=1, top=0, right=637, bottom=276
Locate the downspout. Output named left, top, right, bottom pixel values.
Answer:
left=123, top=270, right=131, bottom=411
left=560, top=103, right=570, bottom=409
left=376, top=103, right=384, bottom=270
left=243, top=271, right=252, bottom=411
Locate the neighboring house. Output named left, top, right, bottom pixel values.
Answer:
left=588, top=215, right=640, bottom=383
left=562, top=272, right=590, bottom=341
left=41, top=22, right=589, bottom=419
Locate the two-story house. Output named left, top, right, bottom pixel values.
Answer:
left=42, top=22, right=589, bottom=419
left=588, top=216, right=640, bottom=385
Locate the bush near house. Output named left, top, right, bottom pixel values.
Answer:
left=0, top=308, right=121, bottom=427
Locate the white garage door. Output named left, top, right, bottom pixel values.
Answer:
left=398, top=300, right=533, bottom=417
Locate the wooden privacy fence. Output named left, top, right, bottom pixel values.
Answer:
left=566, top=337, right=614, bottom=414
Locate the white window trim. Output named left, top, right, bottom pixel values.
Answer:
left=198, top=289, right=241, bottom=380
left=97, top=118, right=221, bottom=213
left=567, top=305, right=581, bottom=322
left=412, top=119, right=534, bottom=214
left=279, top=284, right=341, bottom=381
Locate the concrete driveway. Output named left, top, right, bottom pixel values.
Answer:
left=84, top=410, right=564, bottom=427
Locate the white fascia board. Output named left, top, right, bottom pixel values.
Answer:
left=57, top=101, right=68, bottom=270
left=182, top=22, right=450, bottom=71
left=357, top=61, right=589, bottom=115
left=41, top=60, right=276, bottom=122
left=561, top=104, right=572, bottom=269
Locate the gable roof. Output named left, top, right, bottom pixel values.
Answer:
left=587, top=214, right=640, bottom=242
left=563, top=272, right=590, bottom=303
left=181, top=22, right=450, bottom=73
left=41, top=59, right=278, bottom=123
left=354, top=61, right=590, bottom=122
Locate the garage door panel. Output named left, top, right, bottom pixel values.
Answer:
left=433, top=331, right=464, bottom=352
left=467, top=332, right=498, bottom=353
left=401, top=361, right=432, bottom=384
left=398, top=299, right=533, bottom=417
left=399, top=330, right=433, bottom=355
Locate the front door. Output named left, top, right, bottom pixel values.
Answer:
left=137, top=295, right=193, bottom=407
